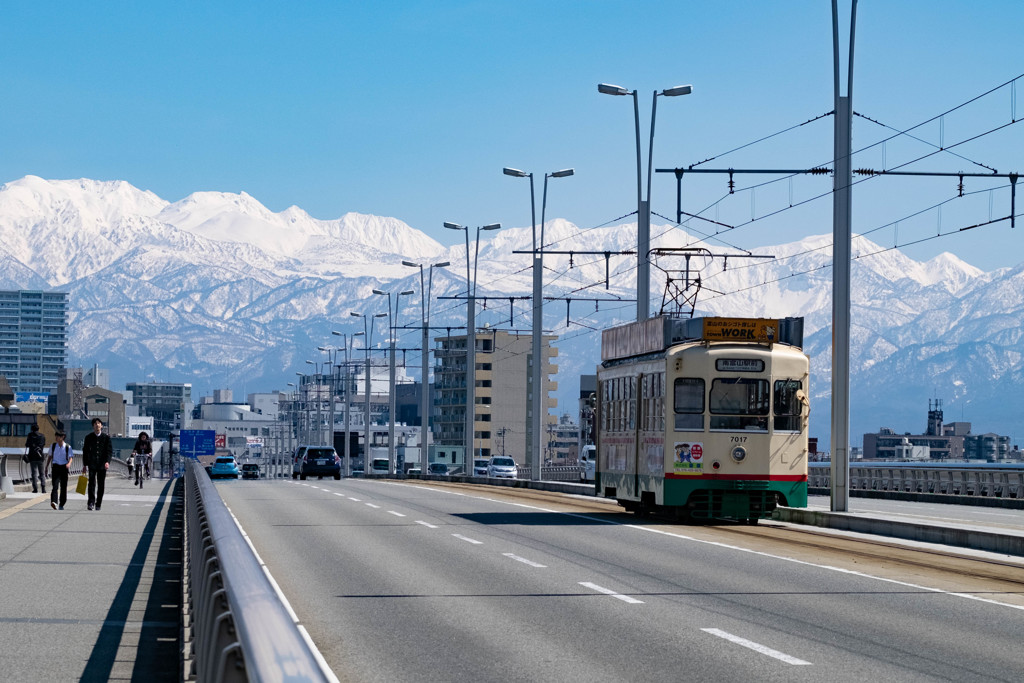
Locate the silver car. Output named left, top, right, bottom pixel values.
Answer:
left=473, top=459, right=489, bottom=476
left=486, top=456, right=517, bottom=479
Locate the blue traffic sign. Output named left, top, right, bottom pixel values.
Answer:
left=179, top=429, right=216, bottom=458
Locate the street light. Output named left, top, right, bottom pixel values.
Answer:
left=444, top=221, right=501, bottom=473
left=295, top=372, right=309, bottom=444
left=402, top=259, right=450, bottom=473
left=351, top=311, right=387, bottom=472
left=305, top=359, right=327, bottom=446
left=286, top=382, right=297, bottom=476
left=373, top=288, right=414, bottom=474
left=598, top=81, right=692, bottom=320
left=332, top=330, right=364, bottom=476
left=504, top=166, right=574, bottom=481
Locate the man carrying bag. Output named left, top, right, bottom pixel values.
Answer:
left=82, top=418, right=112, bottom=511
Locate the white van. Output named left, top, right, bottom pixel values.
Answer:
left=370, top=458, right=389, bottom=474
left=579, top=445, right=596, bottom=482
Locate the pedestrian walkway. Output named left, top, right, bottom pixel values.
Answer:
left=0, top=474, right=182, bottom=682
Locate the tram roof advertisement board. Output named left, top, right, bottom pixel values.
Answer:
left=703, top=318, right=779, bottom=342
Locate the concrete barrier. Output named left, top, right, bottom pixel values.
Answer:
left=773, top=506, right=1024, bottom=557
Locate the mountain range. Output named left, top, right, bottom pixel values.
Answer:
left=1, top=175, right=1021, bottom=448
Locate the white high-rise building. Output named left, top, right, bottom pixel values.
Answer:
left=0, top=290, right=68, bottom=394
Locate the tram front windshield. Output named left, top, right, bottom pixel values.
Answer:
left=709, top=378, right=769, bottom=430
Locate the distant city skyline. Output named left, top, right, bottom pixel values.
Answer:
left=1, top=1, right=1022, bottom=273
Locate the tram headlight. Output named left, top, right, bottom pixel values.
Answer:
left=731, top=446, right=747, bottom=463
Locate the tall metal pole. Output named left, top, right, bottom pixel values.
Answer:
left=465, top=229, right=476, bottom=475
left=600, top=82, right=691, bottom=321
left=404, top=261, right=450, bottom=474
left=421, top=270, right=430, bottom=472
left=445, top=222, right=499, bottom=474
left=830, top=0, right=857, bottom=512
left=506, top=167, right=571, bottom=480
left=389, top=299, right=400, bottom=474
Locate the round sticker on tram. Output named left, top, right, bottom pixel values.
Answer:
left=690, top=444, right=703, bottom=461
left=731, top=446, right=747, bottom=462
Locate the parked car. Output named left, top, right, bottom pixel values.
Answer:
left=209, top=456, right=240, bottom=479
left=427, top=462, right=449, bottom=476
left=240, top=463, right=261, bottom=479
left=473, top=458, right=489, bottom=476
left=293, top=445, right=342, bottom=480
left=487, top=456, right=517, bottom=479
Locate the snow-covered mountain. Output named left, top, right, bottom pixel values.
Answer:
left=1, top=175, right=1020, bottom=447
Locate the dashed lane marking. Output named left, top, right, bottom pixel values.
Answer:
left=452, top=534, right=483, bottom=545
left=701, top=628, right=811, bottom=665
left=503, top=553, right=547, bottom=568
left=578, top=582, right=643, bottom=604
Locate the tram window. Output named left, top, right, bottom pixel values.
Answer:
left=709, top=378, right=769, bottom=431
left=673, top=377, right=704, bottom=431
left=774, top=379, right=803, bottom=431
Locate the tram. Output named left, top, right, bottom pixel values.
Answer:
left=596, top=316, right=810, bottom=522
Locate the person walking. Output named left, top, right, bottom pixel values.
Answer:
left=24, top=423, right=46, bottom=494
left=82, top=418, right=112, bottom=511
left=45, top=430, right=73, bottom=510
left=132, top=431, right=153, bottom=488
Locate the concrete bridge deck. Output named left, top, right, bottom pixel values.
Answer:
left=0, top=474, right=182, bottom=682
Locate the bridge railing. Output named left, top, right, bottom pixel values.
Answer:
left=183, top=458, right=330, bottom=682
left=809, top=462, right=1024, bottom=499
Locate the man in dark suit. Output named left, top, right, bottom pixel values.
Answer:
left=82, top=418, right=112, bottom=510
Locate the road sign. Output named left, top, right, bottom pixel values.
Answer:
left=179, top=430, right=216, bottom=458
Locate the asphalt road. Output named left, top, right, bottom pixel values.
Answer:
left=217, top=478, right=1024, bottom=683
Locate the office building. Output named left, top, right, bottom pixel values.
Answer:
left=126, top=381, right=192, bottom=437
left=0, top=290, right=68, bottom=394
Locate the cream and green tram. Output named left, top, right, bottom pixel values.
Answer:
left=596, top=316, right=810, bottom=522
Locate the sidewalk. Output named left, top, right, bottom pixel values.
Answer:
left=0, top=473, right=182, bottom=682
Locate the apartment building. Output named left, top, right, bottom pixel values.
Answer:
left=434, top=329, right=557, bottom=465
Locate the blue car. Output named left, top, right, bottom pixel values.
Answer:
left=209, top=456, right=240, bottom=479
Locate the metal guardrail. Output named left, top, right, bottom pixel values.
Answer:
left=809, top=462, right=1024, bottom=499
left=183, top=459, right=330, bottom=682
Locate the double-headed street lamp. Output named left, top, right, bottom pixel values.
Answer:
left=402, top=259, right=450, bottom=473
left=502, top=166, right=574, bottom=481
left=598, top=81, right=692, bottom=320
left=443, top=221, right=501, bottom=473
left=294, top=372, right=310, bottom=444
left=351, top=311, right=388, bottom=472
left=305, top=359, right=329, bottom=445
left=372, top=288, right=414, bottom=475
left=331, top=330, right=363, bottom=477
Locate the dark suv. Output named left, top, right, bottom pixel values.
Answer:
left=293, top=446, right=342, bottom=480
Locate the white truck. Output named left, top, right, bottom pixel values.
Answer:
left=579, top=444, right=596, bottom=482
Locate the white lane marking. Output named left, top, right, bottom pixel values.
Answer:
left=366, top=503, right=381, bottom=509
left=416, top=521, right=438, bottom=528
left=333, top=492, right=344, bottom=496
left=387, top=510, right=406, bottom=517
left=226, top=506, right=340, bottom=682
left=297, top=625, right=343, bottom=683
left=348, top=497, right=361, bottom=501
left=702, top=628, right=811, bottom=665
left=452, top=534, right=483, bottom=545
left=503, top=553, right=547, bottom=568
left=579, top=582, right=644, bottom=604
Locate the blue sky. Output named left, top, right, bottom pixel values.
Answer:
left=2, top=1, right=1022, bottom=271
